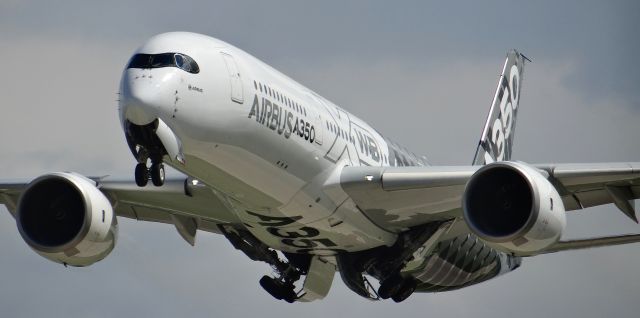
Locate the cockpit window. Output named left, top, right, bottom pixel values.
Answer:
left=127, top=53, right=199, bottom=74
left=174, top=53, right=199, bottom=73
left=150, top=53, right=174, bottom=68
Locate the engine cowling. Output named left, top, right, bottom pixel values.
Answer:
left=16, top=172, right=118, bottom=267
left=462, top=161, right=566, bottom=255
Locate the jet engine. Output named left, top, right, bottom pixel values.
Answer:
left=16, top=172, right=118, bottom=266
left=462, top=161, right=566, bottom=255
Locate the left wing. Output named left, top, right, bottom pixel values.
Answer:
left=338, top=162, right=640, bottom=252
left=536, top=163, right=640, bottom=221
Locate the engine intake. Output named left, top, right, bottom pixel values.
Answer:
left=19, top=177, right=86, bottom=249
left=462, top=161, right=566, bottom=255
left=17, top=173, right=118, bottom=266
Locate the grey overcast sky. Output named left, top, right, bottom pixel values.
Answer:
left=1, top=1, right=639, bottom=317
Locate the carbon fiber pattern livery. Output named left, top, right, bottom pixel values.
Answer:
left=411, top=234, right=521, bottom=293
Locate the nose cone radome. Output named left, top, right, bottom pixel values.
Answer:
left=120, top=69, right=178, bottom=125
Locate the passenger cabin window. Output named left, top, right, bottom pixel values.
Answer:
left=128, top=53, right=200, bottom=74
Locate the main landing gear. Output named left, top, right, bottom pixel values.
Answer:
left=378, top=274, right=418, bottom=303
left=259, top=274, right=298, bottom=303
left=219, top=225, right=311, bottom=303
left=134, top=161, right=165, bottom=187
left=337, top=221, right=450, bottom=303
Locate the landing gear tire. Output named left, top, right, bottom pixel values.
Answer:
left=391, top=279, right=417, bottom=303
left=378, top=275, right=403, bottom=299
left=134, top=163, right=149, bottom=187
left=259, top=276, right=297, bottom=303
left=259, top=276, right=283, bottom=300
left=150, top=162, right=165, bottom=187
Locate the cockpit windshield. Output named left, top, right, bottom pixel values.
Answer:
left=127, top=53, right=200, bottom=74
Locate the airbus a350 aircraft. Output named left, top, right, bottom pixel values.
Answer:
left=2, top=32, right=639, bottom=303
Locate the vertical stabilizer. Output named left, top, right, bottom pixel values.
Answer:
left=472, top=50, right=529, bottom=165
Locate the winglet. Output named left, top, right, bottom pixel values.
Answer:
left=605, top=185, right=638, bottom=223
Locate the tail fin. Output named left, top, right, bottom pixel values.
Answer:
left=472, top=50, right=529, bottom=165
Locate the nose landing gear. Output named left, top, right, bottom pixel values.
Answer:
left=125, top=120, right=169, bottom=188
left=134, top=161, right=165, bottom=187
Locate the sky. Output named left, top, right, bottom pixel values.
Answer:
left=0, top=1, right=639, bottom=317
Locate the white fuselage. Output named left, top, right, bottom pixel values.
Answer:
left=119, top=32, right=413, bottom=255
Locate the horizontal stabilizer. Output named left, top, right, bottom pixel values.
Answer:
left=540, top=233, right=640, bottom=255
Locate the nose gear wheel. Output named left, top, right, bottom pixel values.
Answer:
left=150, top=163, right=165, bottom=186
left=134, top=163, right=149, bottom=187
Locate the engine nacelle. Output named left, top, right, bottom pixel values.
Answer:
left=16, top=172, right=118, bottom=267
left=462, top=161, right=566, bottom=255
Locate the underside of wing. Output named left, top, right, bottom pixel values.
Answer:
left=100, top=178, right=240, bottom=244
left=338, top=162, right=640, bottom=254
left=536, top=163, right=640, bottom=221
left=0, top=180, right=29, bottom=217
left=338, top=165, right=477, bottom=232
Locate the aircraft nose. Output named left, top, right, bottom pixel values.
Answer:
left=120, top=69, right=178, bottom=125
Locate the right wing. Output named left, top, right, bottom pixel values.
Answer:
left=0, top=177, right=240, bottom=245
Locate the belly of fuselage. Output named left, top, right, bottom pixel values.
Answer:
left=167, top=137, right=397, bottom=255
left=405, top=234, right=521, bottom=293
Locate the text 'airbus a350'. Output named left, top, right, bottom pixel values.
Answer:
left=2, top=32, right=639, bottom=303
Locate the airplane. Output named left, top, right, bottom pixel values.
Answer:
left=1, top=32, right=639, bottom=303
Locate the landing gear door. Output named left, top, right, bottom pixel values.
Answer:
left=220, top=52, right=244, bottom=104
